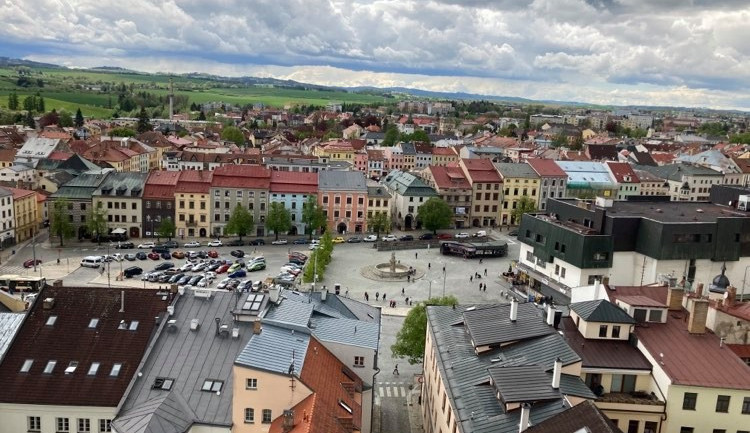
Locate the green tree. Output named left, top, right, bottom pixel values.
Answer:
left=265, top=202, right=292, bottom=240
left=49, top=199, right=75, bottom=247
left=221, top=125, right=245, bottom=146
left=24, top=110, right=35, bottom=129
left=511, top=195, right=537, bottom=225
left=383, top=125, right=399, bottom=146
left=110, top=127, right=136, bottom=137
left=367, top=211, right=390, bottom=237
left=197, top=110, right=206, bottom=121
left=74, top=108, right=84, bottom=128
left=301, top=195, right=326, bottom=239
left=418, top=197, right=453, bottom=234
left=7, top=92, right=18, bottom=110
left=730, top=132, right=750, bottom=144
left=136, top=106, right=152, bottom=133
left=157, top=217, right=176, bottom=241
left=405, top=129, right=430, bottom=144
left=36, top=96, right=45, bottom=112
left=58, top=110, right=73, bottom=127
left=86, top=206, right=109, bottom=244
left=391, top=296, right=459, bottom=364
left=23, top=96, right=36, bottom=112
left=224, top=204, right=254, bottom=241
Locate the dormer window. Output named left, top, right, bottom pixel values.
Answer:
left=129, top=321, right=139, bottom=331
left=88, top=362, right=100, bottom=376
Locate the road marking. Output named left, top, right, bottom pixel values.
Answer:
left=386, top=387, right=392, bottom=397
left=505, top=238, right=516, bottom=245
left=379, top=388, right=384, bottom=397
left=400, top=386, right=407, bottom=397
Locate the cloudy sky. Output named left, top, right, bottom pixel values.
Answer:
left=3, top=0, right=750, bottom=110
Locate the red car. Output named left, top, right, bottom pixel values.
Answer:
left=147, top=252, right=160, bottom=260
left=207, top=250, right=219, bottom=258
left=437, top=233, right=453, bottom=240
left=23, top=259, right=42, bottom=268
left=216, top=264, right=230, bottom=273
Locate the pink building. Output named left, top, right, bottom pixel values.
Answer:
left=318, top=171, right=368, bottom=234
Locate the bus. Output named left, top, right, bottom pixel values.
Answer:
left=0, top=275, right=47, bottom=294
left=440, top=240, right=508, bottom=259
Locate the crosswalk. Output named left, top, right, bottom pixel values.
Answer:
left=376, top=381, right=410, bottom=402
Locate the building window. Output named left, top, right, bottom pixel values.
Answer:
left=742, top=396, right=750, bottom=414
left=683, top=392, right=697, bottom=410
left=627, top=420, right=639, bottom=433
left=246, top=378, right=258, bottom=390
left=201, top=379, right=223, bottom=392
left=679, top=428, right=694, bottom=433
left=712, top=430, right=726, bottom=433
left=262, top=409, right=272, bottom=424
left=98, top=419, right=111, bottom=433
left=599, top=325, right=607, bottom=338
left=612, top=325, right=620, bottom=338
left=610, top=374, right=636, bottom=393
left=715, top=395, right=730, bottom=413
left=354, top=356, right=365, bottom=367
left=28, top=416, right=41, bottom=432
left=244, top=408, right=254, bottom=423
left=57, top=417, right=70, bottom=433
left=88, top=362, right=100, bottom=376
left=44, top=360, right=57, bottom=374
left=643, top=421, right=657, bottom=433
left=152, top=377, right=174, bottom=391
left=648, top=309, right=663, bottom=322
left=78, top=419, right=91, bottom=433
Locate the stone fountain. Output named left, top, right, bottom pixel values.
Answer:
left=373, top=251, right=412, bottom=278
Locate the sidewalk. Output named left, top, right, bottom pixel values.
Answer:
left=407, top=375, right=425, bottom=433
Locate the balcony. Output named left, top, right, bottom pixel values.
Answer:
left=595, top=391, right=665, bottom=413
left=186, top=220, right=197, bottom=227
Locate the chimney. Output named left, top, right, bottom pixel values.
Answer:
left=688, top=299, right=709, bottom=334
left=253, top=318, right=262, bottom=335
left=321, top=288, right=327, bottom=302
left=546, top=305, right=555, bottom=326
left=593, top=278, right=601, bottom=294
left=519, top=403, right=531, bottom=433
left=510, top=298, right=518, bottom=322
left=725, top=286, right=737, bottom=308
left=119, top=290, right=125, bottom=313
left=43, top=297, right=55, bottom=309
left=52, top=279, right=63, bottom=287
left=282, top=409, right=295, bottom=433
left=552, top=357, right=562, bottom=389
left=666, top=287, right=684, bottom=311
left=695, top=283, right=704, bottom=298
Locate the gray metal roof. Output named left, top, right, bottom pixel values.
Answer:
left=117, top=290, right=253, bottom=430
left=318, top=170, right=367, bottom=191
left=113, top=392, right=196, bottom=433
left=571, top=300, right=636, bottom=324
left=235, top=323, right=309, bottom=375
left=93, top=172, right=148, bottom=197
left=489, top=365, right=561, bottom=404
left=383, top=170, right=438, bottom=197
left=264, top=300, right=314, bottom=329
left=463, top=303, right=555, bottom=347
left=0, top=313, right=23, bottom=358
left=491, top=333, right=580, bottom=371
left=51, top=172, right=112, bottom=200
left=0, top=186, right=11, bottom=198
left=636, top=163, right=723, bottom=181
left=493, top=163, right=540, bottom=179
left=367, top=186, right=391, bottom=198
left=309, top=317, right=379, bottom=350
left=280, top=288, right=381, bottom=323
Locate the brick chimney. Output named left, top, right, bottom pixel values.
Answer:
left=688, top=299, right=709, bottom=334
left=725, top=286, right=737, bottom=308
left=666, top=287, right=684, bottom=311
left=253, top=318, right=262, bottom=335
left=695, top=283, right=704, bottom=298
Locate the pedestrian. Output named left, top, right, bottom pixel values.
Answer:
left=470, top=275, right=473, bottom=282
left=479, top=258, right=483, bottom=264
left=428, top=262, right=431, bottom=270
left=442, top=265, right=446, bottom=273
left=393, top=364, right=399, bottom=375
left=484, top=268, right=488, bottom=276
left=345, top=289, right=349, bottom=298
left=375, top=291, right=380, bottom=301
left=383, top=293, right=387, bottom=301
left=364, top=292, right=369, bottom=301
left=415, top=252, right=418, bottom=259
left=405, top=297, right=409, bottom=304
left=479, top=282, right=482, bottom=290
left=401, top=287, right=405, bottom=296
left=483, top=284, right=487, bottom=292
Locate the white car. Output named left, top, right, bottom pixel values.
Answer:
left=309, top=244, right=319, bottom=250
left=112, top=253, right=124, bottom=262
left=138, top=242, right=155, bottom=249
left=271, top=239, right=288, bottom=245
left=207, top=240, right=223, bottom=247
left=474, top=230, right=487, bottom=237
left=204, top=271, right=217, bottom=281
left=180, top=263, right=194, bottom=272
left=184, top=241, right=201, bottom=248
left=310, top=239, right=320, bottom=245
left=381, top=235, right=398, bottom=242
left=363, top=234, right=377, bottom=242
left=455, top=232, right=470, bottom=239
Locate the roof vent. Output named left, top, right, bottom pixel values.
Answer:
left=43, top=298, right=55, bottom=309
left=190, top=318, right=200, bottom=331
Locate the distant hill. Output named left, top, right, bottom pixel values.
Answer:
left=0, top=56, right=60, bottom=69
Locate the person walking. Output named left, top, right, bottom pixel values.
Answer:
left=470, top=275, right=473, bottom=282
left=401, top=287, right=405, bottom=296
left=393, top=364, right=399, bottom=375
left=483, top=283, right=487, bottom=292
left=442, top=265, right=446, bottom=273
left=428, top=262, right=431, bottom=270
left=415, top=252, right=418, bottom=259
left=375, top=291, right=380, bottom=301
left=479, top=282, right=482, bottom=290
left=364, top=292, right=369, bottom=301
left=484, top=268, right=488, bottom=276
left=407, top=274, right=411, bottom=283
left=383, top=293, right=387, bottom=301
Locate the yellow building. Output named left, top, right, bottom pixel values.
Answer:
left=366, top=184, right=391, bottom=219
left=174, top=170, right=213, bottom=239
left=314, top=139, right=357, bottom=164
left=494, top=162, right=541, bottom=226
left=8, top=187, right=39, bottom=243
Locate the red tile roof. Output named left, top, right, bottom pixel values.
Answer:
left=211, top=164, right=271, bottom=189
left=429, top=165, right=470, bottom=189
left=460, top=158, right=501, bottom=183
left=175, top=170, right=213, bottom=193
left=605, top=162, right=640, bottom=183
left=6, top=186, right=35, bottom=200
left=526, top=158, right=566, bottom=177
left=0, top=285, right=169, bottom=406
left=270, top=171, right=318, bottom=194
left=0, top=148, right=17, bottom=161
left=432, top=147, right=456, bottom=156
left=605, top=284, right=750, bottom=389
left=650, top=153, right=676, bottom=164
left=143, top=171, right=180, bottom=199
left=47, top=151, right=73, bottom=161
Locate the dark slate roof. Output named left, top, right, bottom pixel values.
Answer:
left=113, top=392, right=197, bottom=433
left=524, top=400, right=624, bottom=433
left=117, top=290, right=253, bottom=428
left=636, top=163, right=723, bottom=181
left=570, top=300, right=636, bottom=324
left=463, top=302, right=556, bottom=347
left=491, top=333, right=580, bottom=371
left=489, top=365, right=561, bottom=404
left=383, top=169, right=438, bottom=197
left=93, top=172, right=148, bottom=197
left=51, top=172, right=112, bottom=200
left=318, top=170, right=367, bottom=192
left=560, top=318, right=652, bottom=371
left=494, top=162, right=540, bottom=179
left=0, top=285, right=169, bottom=406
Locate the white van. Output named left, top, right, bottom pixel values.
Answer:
left=81, top=256, right=103, bottom=268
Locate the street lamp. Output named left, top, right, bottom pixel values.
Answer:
left=742, top=265, right=750, bottom=302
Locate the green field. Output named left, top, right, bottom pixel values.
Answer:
left=0, top=65, right=390, bottom=119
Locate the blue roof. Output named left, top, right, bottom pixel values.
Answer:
left=555, top=161, right=614, bottom=186
left=235, top=324, right=309, bottom=375
left=310, top=317, right=379, bottom=350
left=264, top=300, right=314, bottom=329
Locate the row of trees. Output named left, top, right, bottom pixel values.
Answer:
left=302, top=231, right=334, bottom=283
left=7, top=92, right=44, bottom=112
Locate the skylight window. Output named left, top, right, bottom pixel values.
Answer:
left=153, top=377, right=175, bottom=391
left=20, top=359, right=33, bottom=373
left=110, top=363, right=122, bottom=377
left=88, top=362, right=100, bottom=376
left=43, top=360, right=57, bottom=374
left=65, top=361, right=78, bottom=374
left=88, top=318, right=99, bottom=328
left=128, top=321, right=139, bottom=331
left=201, top=379, right=223, bottom=392
left=46, top=316, right=57, bottom=326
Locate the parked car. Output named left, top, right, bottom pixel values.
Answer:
left=247, top=261, right=266, bottom=272
left=227, top=239, right=245, bottom=246
left=172, top=250, right=186, bottom=259
left=136, top=252, right=148, bottom=260
left=123, top=266, right=143, bottom=278
left=230, top=249, right=245, bottom=258
left=189, top=275, right=204, bottom=286
left=207, top=239, right=223, bottom=247
left=204, top=271, right=217, bottom=281
left=363, top=234, right=377, bottom=242
left=333, top=236, right=345, bottom=243
left=163, top=240, right=179, bottom=249
left=508, top=229, right=519, bottom=237
left=237, top=279, right=253, bottom=291
left=437, top=233, right=453, bottom=240
left=138, top=242, right=155, bottom=249
left=292, top=238, right=308, bottom=244
left=419, top=233, right=434, bottom=240
left=454, top=232, right=470, bottom=239
left=228, top=263, right=242, bottom=273
left=207, top=262, right=221, bottom=272
left=310, top=239, right=320, bottom=245
left=180, top=262, right=194, bottom=272
left=229, top=269, right=247, bottom=278
left=347, top=236, right=362, bottom=243
left=288, top=252, right=307, bottom=261
left=197, top=251, right=209, bottom=259
left=124, top=253, right=137, bottom=261
left=280, top=265, right=302, bottom=275
left=192, top=262, right=208, bottom=272
left=154, top=262, right=174, bottom=271
left=309, top=244, right=319, bottom=250
left=249, top=238, right=265, bottom=246
left=184, top=241, right=201, bottom=248
left=207, top=250, right=219, bottom=258
left=147, top=252, right=160, bottom=260
left=216, top=264, right=230, bottom=273
left=252, top=280, right=264, bottom=292
left=271, top=239, right=288, bottom=245
left=381, top=234, right=398, bottom=242
left=178, top=275, right=192, bottom=285
left=399, top=235, right=414, bottom=241
left=217, top=278, right=234, bottom=290
left=473, top=230, right=487, bottom=237
left=23, top=259, right=42, bottom=268
left=160, top=252, right=171, bottom=260
left=168, top=273, right=184, bottom=284
left=113, top=241, right=134, bottom=249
